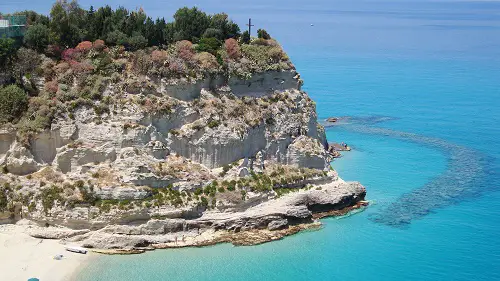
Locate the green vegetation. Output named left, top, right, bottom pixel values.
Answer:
left=207, top=120, right=221, bottom=129
left=40, top=185, right=63, bottom=214
left=0, top=85, right=28, bottom=123
left=23, top=24, right=50, bottom=52
left=2, top=2, right=240, bottom=56
left=0, top=185, right=9, bottom=211
left=0, top=1, right=292, bottom=143
left=257, top=29, right=271, bottom=40
left=0, top=38, right=17, bottom=65
left=0, top=162, right=329, bottom=216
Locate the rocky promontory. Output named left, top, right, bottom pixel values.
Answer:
left=0, top=4, right=366, bottom=251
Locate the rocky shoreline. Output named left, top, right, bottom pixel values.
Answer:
left=14, top=175, right=366, bottom=254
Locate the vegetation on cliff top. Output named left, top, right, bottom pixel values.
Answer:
left=0, top=1, right=293, bottom=139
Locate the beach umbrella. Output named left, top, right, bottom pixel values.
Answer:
left=27, top=278, right=40, bottom=281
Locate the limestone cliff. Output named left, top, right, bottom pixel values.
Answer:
left=0, top=53, right=365, bottom=250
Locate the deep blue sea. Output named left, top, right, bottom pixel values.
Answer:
left=3, top=0, right=499, bottom=280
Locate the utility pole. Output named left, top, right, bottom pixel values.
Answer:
left=246, top=18, right=254, bottom=36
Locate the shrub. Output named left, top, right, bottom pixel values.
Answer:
left=62, top=48, right=81, bottom=61
left=175, top=40, right=195, bottom=61
left=12, top=48, right=41, bottom=82
left=131, top=50, right=153, bottom=74
left=257, top=29, right=271, bottom=40
left=24, top=24, right=50, bottom=52
left=219, top=164, right=231, bottom=176
left=241, top=31, right=250, bottom=44
left=225, top=38, right=240, bottom=59
left=207, top=120, right=220, bottom=128
left=226, top=181, right=236, bottom=191
left=0, top=188, right=8, bottom=211
left=128, top=34, right=148, bottom=51
left=194, top=52, right=219, bottom=71
left=40, top=185, right=64, bottom=213
left=0, top=38, right=17, bottom=65
left=196, top=37, right=221, bottom=55
left=45, top=45, right=63, bottom=59
left=54, top=61, right=70, bottom=74
left=92, top=40, right=106, bottom=51
left=45, top=80, right=59, bottom=94
left=0, top=85, right=28, bottom=123
left=151, top=50, right=167, bottom=62
left=199, top=196, right=209, bottom=207
left=93, top=104, right=109, bottom=115
left=106, top=30, right=129, bottom=46
left=71, top=61, right=94, bottom=74
left=251, top=38, right=269, bottom=46
left=75, top=41, right=93, bottom=52
left=202, top=28, right=223, bottom=40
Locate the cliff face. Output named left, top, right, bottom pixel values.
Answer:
left=1, top=69, right=328, bottom=177
left=0, top=62, right=365, bottom=249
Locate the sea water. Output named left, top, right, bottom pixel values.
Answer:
left=3, top=0, right=496, bottom=280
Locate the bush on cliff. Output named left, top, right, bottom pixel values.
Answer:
left=257, top=29, right=271, bottom=40
left=0, top=38, right=17, bottom=65
left=196, top=37, right=221, bottom=55
left=24, top=24, right=51, bottom=52
left=0, top=85, right=28, bottom=124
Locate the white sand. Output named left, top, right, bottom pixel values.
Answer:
left=0, top=224, right=92, bottom=281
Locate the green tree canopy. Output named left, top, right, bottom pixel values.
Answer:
left=0, top=38, right=17, bottom=65
left=173, top=7, right=210, bottom=42
left=24, top=24, right=50, bottom=52
left=5, top=1, right=245, bottom=54
left=0, top=85, right=28, bottom=123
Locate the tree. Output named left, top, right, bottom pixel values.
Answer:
left=12, top=48, right=41, bottom=83
left=84, top=5, right=96, bottom=41
left=173, top=7, right=210, bottom=42
left=241, top=31, right=250, bottom=44
left=24, top=24, right=50, bottom=52
left=49, top=1, right=73, bottom=46
left=91, top=5, right=113, bottom=40
left=155, top=18, right=167, bottom=46
left=15, top=10, right=50, bottom=26
left=209, top=13, right=240, bottom=39
left=257, top=29, right=271, bottom=40
left=143, top=17, right=156, bottom=46
left=49, top=0, right=85, bottom=47
left=0, top=85, right=28, bottom=123
left=0, top=38, right=17, bottom=65
left=163, top=22, right=175, bottom=45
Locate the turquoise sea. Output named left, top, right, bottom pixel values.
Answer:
left=2, top=0, right=499, bottom=280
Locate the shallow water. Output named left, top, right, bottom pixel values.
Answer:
left=3, top=0, right=499, bottom=280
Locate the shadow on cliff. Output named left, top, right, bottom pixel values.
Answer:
left=329, top=116, right=496, bottom=228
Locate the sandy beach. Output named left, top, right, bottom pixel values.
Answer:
left=0, top=223, right=92, bottom=281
